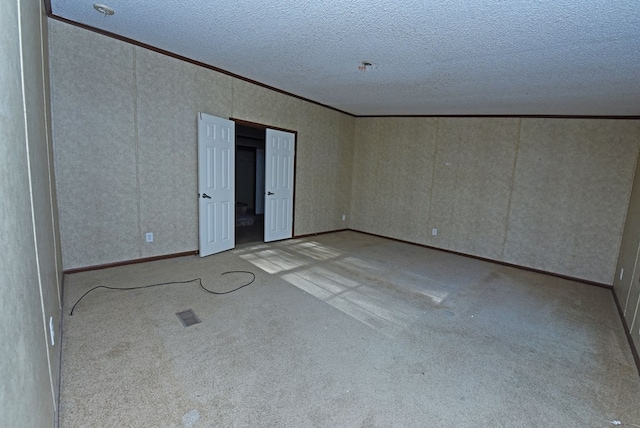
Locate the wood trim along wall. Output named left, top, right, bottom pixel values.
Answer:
left=359, top=115, right=640, bottom=120
left=349, top=229, right=613, bottom=289
left=231, top=118, right=297, bottom=134
left=612, top=289, right=640, bottom=376
left=58, top=229, right=640, bottom=376
left=45, top=14, right=354, bottom=117
left=62, top=229, right=612, bottom=286
left=347, top=229, right=639, bottom=376
left=63, top=251, right=198, bottom=274
left=299, top=226, right=638, bottom=379
left=293, top=229, right=350, bottom=240
left=45, top=12, right=640, bottom=120
left=63, top=230, right=350, bottom=275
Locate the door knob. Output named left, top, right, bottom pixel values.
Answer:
left=267, top=191, right=274, bottom=195
left=202, top=193, right=211, bottom=199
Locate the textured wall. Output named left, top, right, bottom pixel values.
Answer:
left=432, top=118, right=520, bottom=260
left=614, top=139, right=640, bottom=358
left=135, top=48, right=233, bottom=259
left=351, top=117, right=640, bottom=284
left=352, top=118, right=439, bottom=242
left=1, top=0, right=62, bottom=426
left=295, top=102, right=354, bottom=234
left=504, top=119, right=639, bottom=282
left=50, top=20, right=354, bottom=269
left=48, top=20, right=639, bottom=285
left=50, top=23, right=139, bottom=268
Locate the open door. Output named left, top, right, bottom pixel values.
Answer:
left=264, top=128, right=295, bottom=242
left=198, top=113, right=235, bottom=257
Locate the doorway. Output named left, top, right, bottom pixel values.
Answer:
left=197, top=113, right=296, bottom=256
left=235, top=124, right=266, bottom=245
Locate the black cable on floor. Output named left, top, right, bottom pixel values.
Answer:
left=69, top=271, right=256, bottom=315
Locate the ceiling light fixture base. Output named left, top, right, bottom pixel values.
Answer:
left=93, top=3, right=115, bottom=16
left=358, top=61, right=376, bottom=72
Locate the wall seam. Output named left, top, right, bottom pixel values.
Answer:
left=231, top=78, right=235, bottom=118
left=17, top=0, right=57, bottom=413
left=40, top=7, right=61, bottom=310
left=47, top=21, right=66, bottom=272
left=133, top=47, right=142, bottom=258
left=426, top=118, right=440, bottom=235
left=629, top=271, right=640, bottom=334
left=374, top=121, right=384, bottom=233
left=500, top=118, right=522, bottom=261
left=348, top=120, right=358, bottom=228
left=347, top=117, right=357, bottom=227
left=624, top=242, right=640, bottom=315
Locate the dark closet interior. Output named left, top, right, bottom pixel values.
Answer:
left=235, top=124, right=266, bottom=245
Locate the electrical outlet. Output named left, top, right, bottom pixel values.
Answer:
left=342, top=214, right=346, bottom=221
left=145, top=232, right=154, bottom=243
left=432, top=228, right=438, bottom=236
left=620, top=268, right=624, bottom=281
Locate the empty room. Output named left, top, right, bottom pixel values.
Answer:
left=3, top=0, right=640, bottom=427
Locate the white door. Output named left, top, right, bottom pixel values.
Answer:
left=197, top=113, right=235, bottom=257
left=265, top=129, right=295, bottom=242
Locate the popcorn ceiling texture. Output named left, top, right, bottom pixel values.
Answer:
left=50, top=0, right=640, bottom=116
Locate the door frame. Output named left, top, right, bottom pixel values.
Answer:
left=232, top=118, right=297, bottom=239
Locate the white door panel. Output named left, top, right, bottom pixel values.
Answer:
left=264, top=129, right=295, bottom=242
left=198, top=113, right=235, bottom=257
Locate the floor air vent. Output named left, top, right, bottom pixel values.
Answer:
left=176, top=309, right=201, bottom=327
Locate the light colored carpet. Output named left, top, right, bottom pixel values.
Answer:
left=59, top=231, right=640, bottom=427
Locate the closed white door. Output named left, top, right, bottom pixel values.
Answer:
left=197, top=113, right=235, bottom=257
left=264, top=129, right=295, bottom=242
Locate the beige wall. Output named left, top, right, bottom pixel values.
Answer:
left=49, top=20, right=640, bottom=288
left=614, top=152, right=640, bottom=357
left=351, top=117, right=640, bottom=284
left=49, top=20, right=354, bottom=270
left=1, top=0, right=63, bottom=426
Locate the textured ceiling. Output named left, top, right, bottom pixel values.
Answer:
left=50, top=0, right=640, bottom=116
